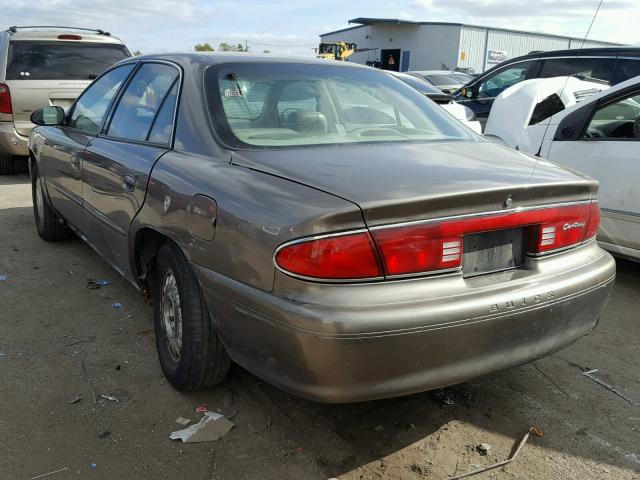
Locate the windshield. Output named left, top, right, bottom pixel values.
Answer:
left=206, top=63, right=477, bottom=148
left=6, top=41, right=131, bottom=80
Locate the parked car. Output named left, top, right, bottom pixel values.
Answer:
left=0, top=26, right=131, bottom=174
left=388, top=71, right=481, bottom=133
left=484, top=74, right=640, bottom=262
left=407, top=70, right=465, bottom=93
left=29, top=54, right=615, bottom=403
left=455, top=47, right=640, bottom=128
left=484, top=76, right=609, bottom=152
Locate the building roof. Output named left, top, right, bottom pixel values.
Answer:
left=320, top=17, right=622, bottom=46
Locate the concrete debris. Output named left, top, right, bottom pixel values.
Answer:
left=450, top=426, right=543, bottom=479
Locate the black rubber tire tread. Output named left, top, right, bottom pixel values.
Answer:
left=32, top=166, right=72, bottom=241
left=153, top=242, right=230, bottom=391
left=0, top=152, right=14, bottom=175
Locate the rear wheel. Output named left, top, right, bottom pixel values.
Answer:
left=153, top=242, right=230, bottom=391
left=31, top=167, right=71, bottom=241
left=0, top=152, right=14, bottom=175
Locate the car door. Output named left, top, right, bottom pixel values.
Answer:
left=457, top=60, right=537, bottom=127
left=81, top=62, right=180, bottom=275
left=546, top=88, right=640, bottom=254
left=42, top=63, right=135, bottom=231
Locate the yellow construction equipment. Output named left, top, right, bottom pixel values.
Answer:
left=317, top=42, right=376, bottom=61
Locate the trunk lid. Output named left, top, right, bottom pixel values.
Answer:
left=5, top=79, right=90, bottom=135
left=232, top=140, right=598, bottom=227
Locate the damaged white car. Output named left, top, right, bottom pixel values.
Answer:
left=485, top=75, right=640, bottom=261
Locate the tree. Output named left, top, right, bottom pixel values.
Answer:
left=218, top=42, right=233, bottom=52
left=132, top=50, right=142, bottom=56
left=194, top=43, right=214, bottom=52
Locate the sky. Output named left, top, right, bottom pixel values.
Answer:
left=1, top=0, right=638, bottom=56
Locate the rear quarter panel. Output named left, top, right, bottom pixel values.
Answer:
left=130, top=151, right=366, bottom=291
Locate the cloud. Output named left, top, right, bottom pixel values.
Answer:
left=410, top=0, right=632, bottom=18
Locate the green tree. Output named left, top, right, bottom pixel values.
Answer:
left=218, top=42, right=233, bottom=52
left=194, top=43, right=214, bottom=52
left=132, top=49, right=142, bottom=56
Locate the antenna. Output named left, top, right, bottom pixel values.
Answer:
left=535, top=0, right=604, bottom=157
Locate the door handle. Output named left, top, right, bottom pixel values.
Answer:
left=122, top=174, right=136, bottom=192
left=70, top=154, right=80, bottom=169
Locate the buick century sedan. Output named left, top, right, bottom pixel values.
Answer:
left=28, top=54, right=615, bottom=402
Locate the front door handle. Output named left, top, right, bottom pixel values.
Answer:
left=122, top=174, right=136, bottom=192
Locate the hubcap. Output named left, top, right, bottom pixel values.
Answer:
left=35, top=177, right=45, bottom=226
left=160, top=268, right=183, bottom=362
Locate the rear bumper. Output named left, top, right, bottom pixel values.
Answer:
left=194, top=241, right=615, bottom=403
left=0, top=122, right=29, bottom=156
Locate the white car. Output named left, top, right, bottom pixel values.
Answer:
left=485, top=75, right=640, bottom=261
left=389, top=71, right=482, bottom=133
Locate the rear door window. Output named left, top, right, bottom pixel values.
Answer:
left=538, top=58, right=577, bottom=78
left=107, top=63, right=180, bottom=142
left=6, top=41, right=131, bottom=80
left=612, top=58, right=640, bottom=85
left=573, top=58, right=615, bottom=84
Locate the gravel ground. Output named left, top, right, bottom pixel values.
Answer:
left=1, top=169, right=639, bottom=480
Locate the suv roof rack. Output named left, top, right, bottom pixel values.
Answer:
left=7, top=26, right=111, bottom=36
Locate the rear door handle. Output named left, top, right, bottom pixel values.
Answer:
left=122, top=174, right=136, bottom=192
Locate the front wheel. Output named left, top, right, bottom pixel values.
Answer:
left=153, top=242, right=230, bottom=391
left=32, top=167, right=71, bottom=241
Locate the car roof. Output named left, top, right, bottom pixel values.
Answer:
left=4, top=27, right=125, bottom=44
left=127, top=52, right=373, bottom=69
left=469, top=46, right=640, bottom=86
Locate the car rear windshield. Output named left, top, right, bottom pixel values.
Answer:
left=424, top=74, right=460, bottom=85
left=6, top=41, right=131, bottom=80
left=206, top=62, right=478, bottom=148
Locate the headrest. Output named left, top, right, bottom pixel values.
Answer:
left=286, top=111, right=328, bottom=135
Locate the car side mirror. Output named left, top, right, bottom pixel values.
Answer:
left=461, top=86, right=476, bottom=99
left=31, top=106, right=65, bottom=126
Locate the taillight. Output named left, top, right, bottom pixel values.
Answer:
left=0, top=83, right=11, bottom=114
left=57, top=34, right=82, bottom=40
left=274, top=201, right=599, bottom=281
left=275, top=231, right=382, bottom=280
left=372, top=201, right=599, bottom=276
left=527, top=202, right=599, bottom=254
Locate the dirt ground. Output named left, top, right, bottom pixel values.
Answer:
left=1, top=168, right=639, bottom=480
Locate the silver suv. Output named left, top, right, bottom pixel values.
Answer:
left=0, top=26, right=131, bottom=174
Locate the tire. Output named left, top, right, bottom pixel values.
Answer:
left=0, top=152, right=14, bottom=175
left=31, top=166, right=72, bottom=241
left=153, top=242, right=231, bottom=391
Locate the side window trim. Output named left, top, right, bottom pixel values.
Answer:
left=101, top=60, right=182, bottom=147
left=65, top=61, right=139, bottom=135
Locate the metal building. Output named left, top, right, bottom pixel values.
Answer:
left=320, top=18, right=622, bottom=73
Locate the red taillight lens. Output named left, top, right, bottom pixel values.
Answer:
left=527, top=202, right=599, bottom=254
left=372, top=201, right=599, bottom=276
left=275, top=201, right=599, bottom=281
left=0, top=84, right=12, bottom=114
left=57, top=34, right=82, bottom=40
left=275, top=231, right=382, bottom=280
left=585, top=201, right=601, bottom=240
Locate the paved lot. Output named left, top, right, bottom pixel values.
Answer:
left=1, top=169, right=639, bottom=480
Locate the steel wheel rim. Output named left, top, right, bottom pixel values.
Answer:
left=160, top=268, right=183, bottom=362
left=35, top=177, right=45, bottom=226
